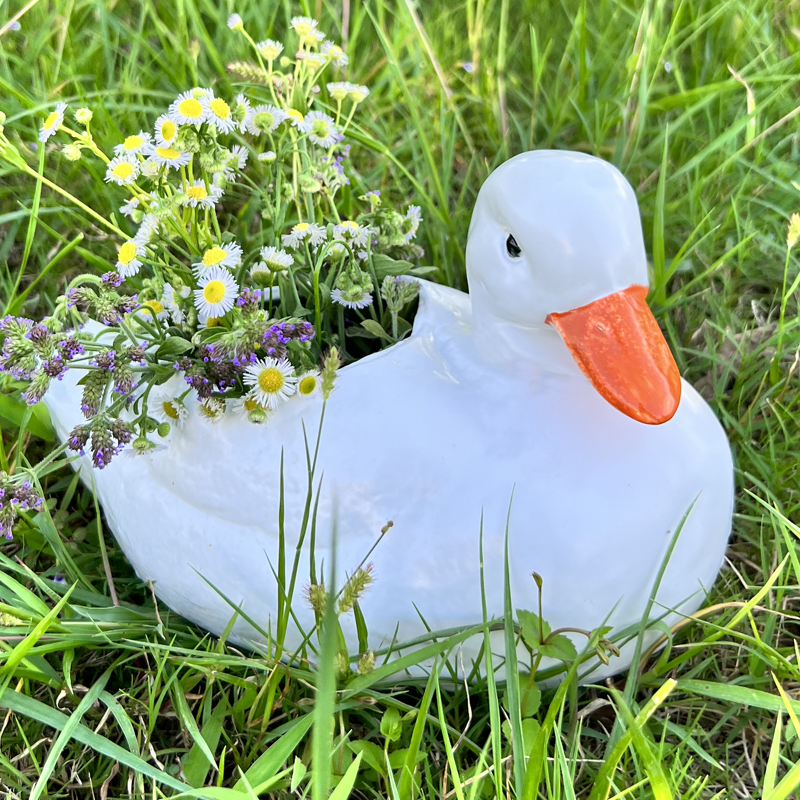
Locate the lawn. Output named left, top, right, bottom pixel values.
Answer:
left=1, top=0, right=800, bottom=797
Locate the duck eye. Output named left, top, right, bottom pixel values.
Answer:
left=506, top=234, right=522, bottom=258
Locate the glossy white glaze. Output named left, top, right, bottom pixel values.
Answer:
left=45, top=151, right=734, bottom=681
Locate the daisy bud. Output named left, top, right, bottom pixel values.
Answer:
left=357, top=652, right=375, bottom=675
left=62, top=143, right=82, bottom=162
left=156, top=422, right=171, bottom=438
left=279, top=56, right=292, bottom=69
left=258, top=150, right=277, bottom=163
left=227, top=13, right=244, bottom=32
left=247, top=407, right=268, bottom=424
left=132, top=435, right=158, bottom=454
left=74, top=107, right=93, bottom=125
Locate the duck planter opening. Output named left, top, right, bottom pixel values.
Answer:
left=45, top=150, right=734, bottom=681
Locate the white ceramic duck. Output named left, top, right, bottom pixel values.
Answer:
left=45, top=151, right=733, bottom=680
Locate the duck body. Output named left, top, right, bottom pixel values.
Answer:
left=45, top=151, right=734, bottom=679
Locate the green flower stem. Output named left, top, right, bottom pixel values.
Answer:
left=775, top=246, right=792, bottom=371
left=14, top=162, right=126, bottom=238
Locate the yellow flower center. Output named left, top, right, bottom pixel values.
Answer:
left=258, top=368, right=284, bottom=394
left=156, top=146, right=180, bottom=160
left=329, top=45, right=343, bottom=59
left=298, top=375, right=317, bottom=395
left=142, top=300, right=165, bottom=315
left=112, top=162, right=134, bottom=180
left=162, top=401, right=180, bottom=420
left=203, top=281, right=226, bottom=304
left=206, top=317, right=221, bottom=327
left=202, top=246, right=226, bottom=266
left=244, top=397, right=259, bottom=412
left=295, top=23, right=312, bottom=36
left=187, top=186, right=208, bottom=200
left=160, top=120, right=176, bottom=141
left=210, top=98, right=230, bottom=120
left=342, top=220, right=359, bottom=231
left=294, top=222, right=309, bottom=233
left=118, top=241, right=138, bottom=264
left=286, top=109, right=303, bottom=121
left=178, top=98, right=204, bottom=119
left=124, top=135, right=143, bottom=150
left=44, top=111, right=59, bottom=130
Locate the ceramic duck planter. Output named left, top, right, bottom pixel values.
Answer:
left=45, top=151, right=734, bottom=680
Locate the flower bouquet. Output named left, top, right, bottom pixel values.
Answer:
left=0, top=13, right=427, bottom=496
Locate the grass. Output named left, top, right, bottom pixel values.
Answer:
left=2, top=0, right=800, bottom=796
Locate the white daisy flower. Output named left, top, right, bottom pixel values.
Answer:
left=198, top=397, right=226, bottom=423
left=182, top=179, right=223, bottom=208
left=303, top=110, right=339, bottom=148
left=162, top=282, right=189, bottom=324
left=246, top=104, right=286, bottom=135
left=140, top=159, right=162, bottom=180
left=282, top=221, right=327, bottom=249
left=193, top=242, right=242, bottom=274
left=202, top=94, right=237, bottom=133
left=405, top=204, right=422, bottom=241
left=321, top=41, right=349, bottom=67
left=291, top=16, right=321, bottom=39
left=327, top=81, right=351, bottom=102
left=243, top=357, right=297, bottom=410
left=334, top=220, right=371, bottom=248
left=331, top=287, right=372, bottom=309
left=227, top=395, right=268, bottom=421
left=227, top=13, right=243, bottom=30
left=169, top=90, right=208, bottom=127
left=154, top=114, right=179, bottom=147
left=259, top=245, right=294, bottom=271
left=133, top=213, right=159, bottom=245
left=149, top=146, right=192, bottom=170
left=233, top=94, right=251, bottom=133
left=119, top=197, right=140, bottom=218
left=348, top=84, right=370, bottom=103
left=257, top=39, right=283, bottom=60
left=39, top=102, right=66, bottom=143
left=228, top=144, right=248, bottom=170
left=284, top=108, right=306, bottom=129
left=194, top=266, right=239, bottom=320
left=296, top=369, right=321, bottom=398
left=139, top=299, right=169, bottom=322
left=104, top=155, right=139, bottom=186
left=114, top=131, right=152, bottom=156
left=304, top=52, right=325, bottom=70
left=116, top=240, right=144, bottom=278
left=150, top=392, right=189, bottom=427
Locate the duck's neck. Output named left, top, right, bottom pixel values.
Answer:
left=471, top=307, right=585, bottom=378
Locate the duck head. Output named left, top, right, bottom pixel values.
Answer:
left=466, top=150, right=681, bottom=425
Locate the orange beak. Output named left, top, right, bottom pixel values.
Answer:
left=545, top=285, right=681, bottom=425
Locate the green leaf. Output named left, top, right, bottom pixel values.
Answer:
left=371, top=253, right=413, bottom=279
left=359, top=319, right=394, bottom=342
left=0, top=394, right=54, bottom=441
left=233, top=714, right=313, bottom=791
left=348, top=740, right=387, bottom=776
left=155, top=336, right=195, bottom=359
left=539, top=634, right=578, bottom=662
left=517, top=609, right=550, bottom=650
left=329, top=752, right=363, bottom=800
left=380, top=706, right=403, bottom=742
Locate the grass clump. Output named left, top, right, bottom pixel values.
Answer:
left=1, top=0, right=800, bottom=797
